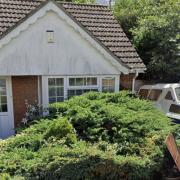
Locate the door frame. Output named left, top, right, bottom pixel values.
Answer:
left=0, top=76, right=15, bottom=137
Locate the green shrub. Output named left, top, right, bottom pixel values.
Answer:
left=50, top=91, right=174, bottom=156
left=0, top=173, right=24, bottom=180
left=0, top=91, right=177, bottom=179
left=0, top=173, right=11, bottom=180
left=44, top=117, right=77, bottom=144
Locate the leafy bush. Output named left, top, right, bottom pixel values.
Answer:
left=0, top=92, right=177, bottom=179
left=44, top=117, right=77, bottom=144
left=50, top=91, right=173, bottom=156
left=0, top=173, right=24, bottom=180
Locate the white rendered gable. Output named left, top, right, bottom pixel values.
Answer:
left=0, top=2, right=129, bottom=75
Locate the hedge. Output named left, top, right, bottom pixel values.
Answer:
left=0, top=91, right=177, bottom=179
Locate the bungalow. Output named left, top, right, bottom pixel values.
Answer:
left=0, top=0, right=146, bottom=138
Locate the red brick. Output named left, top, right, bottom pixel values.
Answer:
left=120, top=73, right=135, bottom=90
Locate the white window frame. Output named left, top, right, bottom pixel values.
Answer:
left=67, top=76, right=99, bottom=90
left=42, top=75, right=120, bottom=107
left=100, top=75, right=119, bottom=93
left=101, top=77, right=116, bottom=93
left=0, top=78, right=8, bottom=114
left=67, top=76, right=100, bottom=99
left=48, top=77, right=65, bottom=103
left=42, top=76, right=67, bottom=107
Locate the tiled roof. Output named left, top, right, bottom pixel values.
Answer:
left=0, top=0, right=146, bottom=70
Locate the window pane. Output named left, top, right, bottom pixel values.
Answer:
left=76, top=89, right=83, bottom=95
left=91, top=89, right=98, bottom=92
left=102, top=79, right=109, bottom=86
left=165, top=91, right=173, bottom=100
left=139, top=89, right=149, bottom=99
left=148, top=89, right=162, bottom=101
left=109, top=86, right=115, bottom=92
left=68, top=89, right=98, bottom=99
left=87, top=77, right=97, bottom=86
left=76, top=78, right=84, bottom=86
left=68, top=90, right=76, bottom=99
left=57, top=87, right=64, bottom=96
left=0, top=80, right=6, bottom=87
left=102, top=86, right=115, bottom=93
left=69, top=77, right=98, bottom=87
left=48, top=78, right=64, bottom=104
left=48, top=78, right=56, bottom=86
left=109, top=79, right=115, bottom=87
left=56, top=78, right=63, bottom=86
left=1, top=104, right=7, bottom=112
left=49, top=97, right=56, bottom=104
left=0, top=79, right=8, bottom=112
left=84, top=89, right=91, bottom=93
left=69, top=78, right=76, bottom=86
left=49, top=87, right=56, bottom=97
left=169, top=104, right=180, bottom=114
left=102, top=86, right=109, bottom=93
left=57, top=97, right=64, bottom=102
left=1, top=96, right=7, bottom=104
left=102, top=78, right=115, bottom=93
left=68, top=90, right=76, bottom=97
left=0, top=87, right=6, bottom=96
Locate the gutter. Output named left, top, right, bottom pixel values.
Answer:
left=132, top=70, right=139, bottom=93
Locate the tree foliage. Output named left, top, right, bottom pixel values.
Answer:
left=114, top=0, right=180, bottom=82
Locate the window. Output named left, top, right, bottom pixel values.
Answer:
left=69, top=77, right=97, bottom=86
left=102, top=77, right=115, bottom=93
left=138, top=89, right=149, bottom=99
left=0, top=79, right=8, bottom=112
left=68, top=77, right=98, bottom=99
left=47, top=30, right=54, bottom=43
left=175, top=87, right=180, bottom=101
left=169, top=104, right=180, bottom=114
left=148, top=89, right=162, bottom=101
left=68, top=89, right=98, bottom=99
left=48, top=78, right=64, bottom=103
left=165, top=91, right=173, bottom=100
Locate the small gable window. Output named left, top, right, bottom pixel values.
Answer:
left=47, top=30, right=54, bottom=43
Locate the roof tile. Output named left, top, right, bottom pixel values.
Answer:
left=0, top=0, right=146, bottom=70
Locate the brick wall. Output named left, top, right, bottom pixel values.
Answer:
left=12, top=76, right=38, bottom=127
left=120, top=73, right=135, bottom=90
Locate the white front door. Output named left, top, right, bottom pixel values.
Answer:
left=0, top=77, right=14, bottom=139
